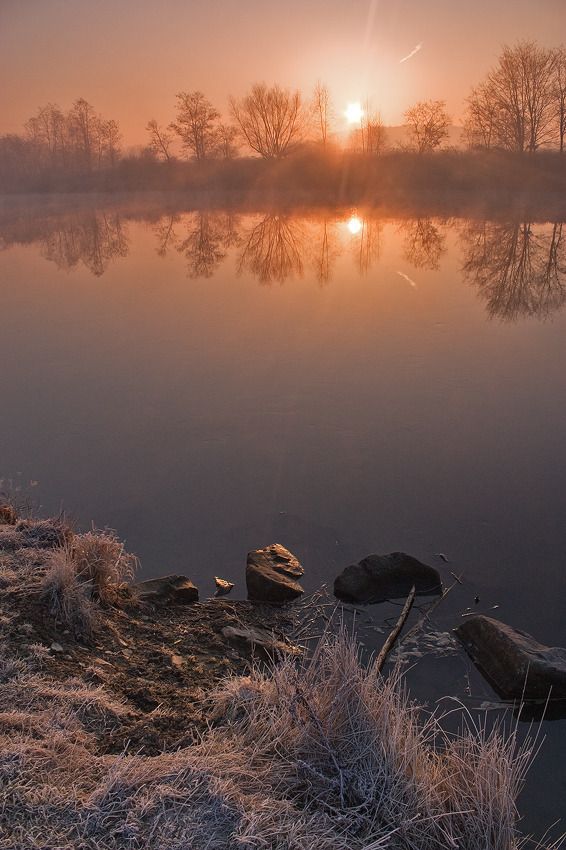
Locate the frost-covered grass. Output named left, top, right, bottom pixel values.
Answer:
left=0, top=506, right=560, bottom=848
left=0, top=511, right=137, bottom=635
left=0, top=627, right=559, bottom=850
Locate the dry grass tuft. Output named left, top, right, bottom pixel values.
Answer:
left=0, top=520, right=139, bottom=634
left=0, top=504, right=17, bottom=525
left=40, top=546, right=95, bottom=634
left=0, top=516, right=72, bottom=552
left=71, top=529, right=138, bottom=602
left=0, top=627, right=561, bottom=850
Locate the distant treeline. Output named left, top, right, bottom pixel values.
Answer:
left=1, top=40, right=565, bottom=195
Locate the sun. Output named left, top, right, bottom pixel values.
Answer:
left=345, top=102, right=364, bottom=125
left=346, top=215, right=363, bottom=235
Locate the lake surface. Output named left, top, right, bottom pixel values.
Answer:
left=1, top=199, right=565, bottom=833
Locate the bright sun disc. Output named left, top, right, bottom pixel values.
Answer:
left=347, top=216, right=363, bottom=235
left=345, top=102, right=364, bottom=125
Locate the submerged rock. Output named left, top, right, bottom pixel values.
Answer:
left=455, top=615, right=566, bottom=700
left=134, top=575, right=199, bottom=604
left=334, top=552, right=442, bottom=604
left=246, top=544, right=304, bottom=603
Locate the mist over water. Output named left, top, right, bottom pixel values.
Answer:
left=1, top=200, right=566, bottom=831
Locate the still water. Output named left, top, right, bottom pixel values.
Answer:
left=1, top=201, right=565, bottom=832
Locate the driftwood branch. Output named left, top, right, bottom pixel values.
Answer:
left=375, top=585, right=416, bottom=674
left=398, top=578, right=460, bottom=649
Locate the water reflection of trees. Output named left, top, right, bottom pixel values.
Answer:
left=399, top=218, right=446, bottom=270
left=41, top=213, right=128, bottom=276
left=237, top=215, right=305, bottom=284
left=7, top=207, right=565, bottom=323
left=176, top=212, right=239, bottom=278
left=310, top=218, right=341, bottom=285
left=0, top=211, right=128, bottom=277
left=353, top=217, right=382, bottom=276
left=460, top=221, right=566, bottom=320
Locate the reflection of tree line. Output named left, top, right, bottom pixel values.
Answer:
left=460, top=221, right=566, bottom=320
left=0, top=211, right=128, bottom=277
left=1, top=210, right=565, bottom=320
left=156, top=212, right=382, bottom=284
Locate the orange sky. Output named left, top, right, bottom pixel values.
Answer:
left=1, top=0, right=564, bottom=147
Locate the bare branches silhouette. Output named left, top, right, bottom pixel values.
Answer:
left=176, top=212, right=239, bottom=278
left=237, top=214, right=305, bottom=284
left=460, top=220, right=566, bottom=320
left=400, top=219, right=446, bottom=270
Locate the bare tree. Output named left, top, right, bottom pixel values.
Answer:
left=100, top=119, right=122, bottom=166
left=214, top=123, right=239, bottom=158
left=465, top=41, right=558, bottom=152
left=170, top=91, right=220, bottom=160
left=68, top=98, right=98, bottom=168
left=146, top=119, right=174, bottom=162
left=311, top=81, right=332, bottom=148
left=24, top=103, right=66, bottom=167
left=230, top=84, right=304, bottom=158
left=403, top=100, right=450, bottom=153
left=361, top=103, right=386, bottom=155
left=463, top=83, right=498, bottom=149
left=554, top=47, right=566, bottom=153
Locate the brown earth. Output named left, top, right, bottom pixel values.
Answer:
left=3, top=585, right=295, bottom=754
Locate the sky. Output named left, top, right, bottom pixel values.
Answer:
left=1, top=0, right=564, bottom=147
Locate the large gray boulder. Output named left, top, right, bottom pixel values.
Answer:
left=134, top=574, right=199, bottom=604
left=334, top=552, right=442, bottom=604
left=246, top=544, right=304, bottom=603
left=455, top=615, right=566, bottom=700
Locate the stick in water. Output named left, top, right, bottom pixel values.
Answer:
left=375, top=585, right=416, bottom=674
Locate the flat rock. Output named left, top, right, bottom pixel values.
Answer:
left=214, top=576, right=234, bottom=596
left=222, top=625, right=301, bottom=658
left=334, top=552, right=442, bottom=604
left=246, top=545, right=304, bottom=603
left=134, top=575, right=199, bottom=604
left=455, top=615, right=566, bottom=700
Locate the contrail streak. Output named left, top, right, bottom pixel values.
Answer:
left=396, top=270, right=417, bottom=288
left=400, top=42, right=423, bottom=63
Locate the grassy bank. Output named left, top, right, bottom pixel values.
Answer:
left=1, top=150, right=566, bottom=211
left=0, top=507, right=560, bottom=849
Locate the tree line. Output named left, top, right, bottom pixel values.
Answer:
left=1, top=40, right=565, bottom=191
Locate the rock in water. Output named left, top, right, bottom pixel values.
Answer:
left=134, top=575, right=199, bottom=604
left=334, top=552, right=442, bottom=604
left=246, top=545, right=304, bottom=603
left=455, top=615, right=566, bottom=700
left=214, top=576, right=234, bottom=596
